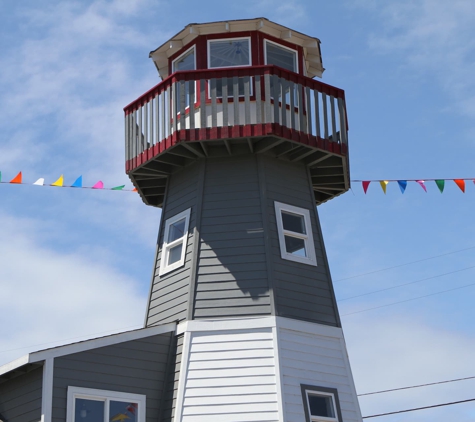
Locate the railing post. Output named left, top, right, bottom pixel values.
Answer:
left=264, top=73, right=272, bottom=124
left=189, top=80, right=195, bottom=130
left=289, top=80, right=295, bottom=130
left=200, top=79, right=206, bottom=128
left=244, top=75, right=251, bottom=125
left=255, top=74, right=262, bottom=124
left=210, top=78, right=217, bottom=128
left=233, top=75, right=239, bottom=125
left=322, top=92, right=328, bottom=140
left=330, top=95, right=337, bottom=143
left=222, top=77, right=228, bottom=127
left=305, top=86, right=312, bottom=135
left=338, top=97, right=348, bottom=144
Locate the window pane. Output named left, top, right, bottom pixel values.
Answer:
left=282, top=211, right=306, bottom=234
left=75, top=398, right=104, bottom=422
left=285, top=235, right=306, bottom=257
left=173, top=50, right=195, bottom=72
left=210, top=39, right=250, bottom=68
left=308, top=394, right=335, bottom=418
left=168, top=243, right=183, bottom=265
left=266, top=42, right=297, bottom=72
left=110, top=401, right=138, bottom=422
left=168, top=218, right=186, bottom=242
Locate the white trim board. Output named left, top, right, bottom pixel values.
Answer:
left=0, top=323, right=176, bottom=376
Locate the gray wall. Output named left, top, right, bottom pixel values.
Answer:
left=146, top=162, right=201, bottom=327
left=51, top=332, right=173, bottom=422
left=160, top=333, right=183, bottom=422
left=144, top=152, right=340, bottom=327
left=0, top=365, right=42, bottom=422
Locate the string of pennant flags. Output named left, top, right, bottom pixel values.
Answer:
left=0, top=172, right=137, bottom=192
left=356, top=178, right=474, bottom=194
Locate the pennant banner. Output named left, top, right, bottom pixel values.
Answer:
left=356, top=178, right=474, bottom=194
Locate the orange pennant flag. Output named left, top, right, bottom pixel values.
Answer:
left=10, top=172, right=22, bottom=184
left=51, top=175, right=64, bottom=187
left=132, top=188, right=138, bottom=192
left=454, top=179, right=465, bottom=192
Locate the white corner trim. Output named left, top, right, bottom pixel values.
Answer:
left=41, top=358, right=54, bottom=422
left=174, top=330, right=192, bottom=422
left=30, top=323, right=176, bottom=363
left=272, top=325, right=285, bottom=422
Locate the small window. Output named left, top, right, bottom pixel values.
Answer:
left=159, top=208, right=191, bottom=276
left=275, top=202, right=317, bottom=266
left=208, top=37, right=251, bottom=97
left=67, top=386, right=146, bottom=422
left=265, top=40, right=298, bottom=73
left=301, top=385, right=342, bottom=422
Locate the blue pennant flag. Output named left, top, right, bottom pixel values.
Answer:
left=71, top=175, right=83, bottom=188
left=397, top=180, right=407, bottom=194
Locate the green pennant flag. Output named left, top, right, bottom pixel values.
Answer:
left=0, top=171, right=2, bottom=183
left=111, top=185, right=126, bottom=190
left=435, top=179, right=445, bottom=193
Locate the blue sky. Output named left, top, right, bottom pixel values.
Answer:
left=1, top=1, right=475, bottom=420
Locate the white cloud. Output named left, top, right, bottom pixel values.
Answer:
left=0, top=211, right=146, bottom=366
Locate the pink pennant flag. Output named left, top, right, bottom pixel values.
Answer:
left=362, top=181, right=370, bottom=194
left=416, top=180, right=427, bottom=192
left=92, top=181, right=104, bottom=189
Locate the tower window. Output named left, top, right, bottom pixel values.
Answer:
left=159, top=208, right=191, bottom=276
left=275, top=202, right=317, bottom=266
left=67, top=386, right=146, bottom=422
left=301, top=385, right=342, bottom=422
left=264, top=40, right=298, bottom=73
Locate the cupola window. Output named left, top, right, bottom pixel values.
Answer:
left=264, top=40, right=298, bottom=73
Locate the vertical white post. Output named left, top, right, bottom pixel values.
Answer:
left=41, top=358, right=54, bottom=422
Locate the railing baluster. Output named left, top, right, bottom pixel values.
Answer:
left=264, top=73, right=271, bottom=124
left=171, top=84, right=177, bottom=134
left=305, top=87, right=312, bottom=135
left=322, top=92, right=328, bottom=139
left=255, top=75, right=262, bottom=124
left=161, top=90, right=166, bottom=141
left=298, top=84, right=305, bottom=133
left=210, top=78, right=217, bottom=128
left=338, top=97, right=348, bottom=144
left=273, top=75, right=280, bottom=124
left=179, top=80, right=186, bottom=130
left=189, top=81, right=195, bottom=130
left=281, top=78, right=287, bottom=128
left=289, top=80, right=295, bottom=130
left=132, top=110, right=137, bottom=158
left=314, top=89, right=320, bottom=139
left=233, top=76, right=239, bottom=125
left=244, top=75, right=250, bottom=125
left=138, top=106, right=143, bottom=153
left=200, top=79, right=206, bottom=128
left=330, top=95, right=337, bottom=142
left=144, top=102, right=149, bottom=148
left=222, top=77, right=228, bottom=127
left=155, top=94, right=159, bottom=144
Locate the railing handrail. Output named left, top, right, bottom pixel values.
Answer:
left=124, top=65, right=346, bottom=115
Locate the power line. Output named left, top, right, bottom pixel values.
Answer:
left=338, top=265, right=475, bottom=302
left=358, top=375, right=475, bottom=396
left=363, top=397, right=475, bottom=419
left=334, top=246, right=475, bottom=282
left=341, top=280, right=475, bottom=316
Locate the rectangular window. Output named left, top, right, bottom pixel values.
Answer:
left=208, top=37, right=251, bottom=97
left=265, top=40, right=298, bottom=73
left=301, top=385, right=342, bottom=422
left=275, top=202, right=317, bottom=266
left=67, top=386, right=146, bottom=422
left=172, top=46, right=196, bottom=109
left=159, top=208, right=191, bottom=276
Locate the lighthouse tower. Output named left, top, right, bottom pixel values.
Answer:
left=125, top=18, right=361, bottom=422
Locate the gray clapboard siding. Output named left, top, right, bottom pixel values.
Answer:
left=279, top=325, right=362, bottom=422
left=161, top=334, right=183, bottom=422
left=51, top=333, right=173, bottom=422
left=146, top=161, right=202, bottom=326
left=260, top=155, right=340, bottom=327
left=0, top=366, right=42, bottom=422
left=193, top=155, right=271, bottom=319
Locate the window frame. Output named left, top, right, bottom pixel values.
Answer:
left=207, top=36, right=252, bottom=69
left=66, top=386, right=146, bottom=422
left=301, top=385, right=342, bottom=422
left=264, top=39, right=299, bottom=73
left=274, top=201, right=317, bottom=266
left=159, top=208, right=191, bottom=276
left=172, top=45, right=196, bottom=73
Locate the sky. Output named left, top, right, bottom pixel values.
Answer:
left=1, top=0, right=475, bottom=420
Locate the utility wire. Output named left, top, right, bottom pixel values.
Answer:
left=358, top=375, right=475, bottom=396
left=339, top=265, right=475, bottom=302
left=334, top=246, right=475, bottom=282
left=363, top=398, right=475, bottom=418
left=341, top=280, right=475, bottom=316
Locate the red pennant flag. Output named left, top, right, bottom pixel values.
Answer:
left=362, top=181, right=370, bottom=194
left=132, top=188, right=138, bottom=192
left=10, top=172, right=22, bottom=184
left=454, top=179, right=465, bottom=192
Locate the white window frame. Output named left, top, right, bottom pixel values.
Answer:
left=275, top=201, right=317, bottom=266
left=264, top=39, right=299, bottom=73
left=159, top=208, right=191, bottom=276
left=301, top=385, right=341, bottom=422
left=66, top=386, right=146, bottom=422
left=207, top=37, right=252, bottom=69
left=172, top=45, right=196, bottom=73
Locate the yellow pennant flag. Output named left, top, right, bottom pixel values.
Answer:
left=379, top=180, right=389, bottom=194
left=51, top=175, right=64, bottom=187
